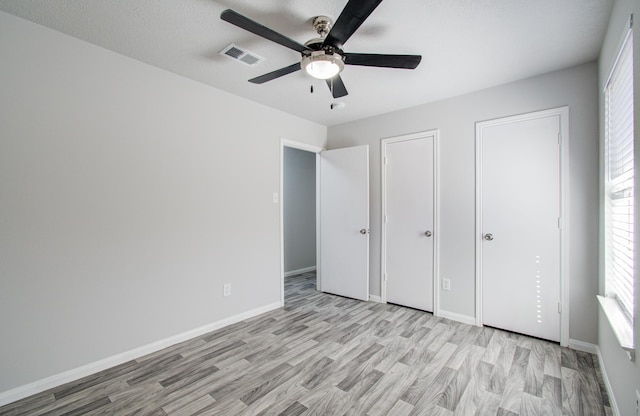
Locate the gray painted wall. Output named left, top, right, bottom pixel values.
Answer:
left=597, top=0, right=640, bottom=414
left=328, top=62, right=599, bottom=344
left=0, top=11, right=326, bottom=394
left=283, top=147, right=316, bottom=273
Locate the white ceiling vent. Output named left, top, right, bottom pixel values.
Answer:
left=220, top=44, right=264, bottom=66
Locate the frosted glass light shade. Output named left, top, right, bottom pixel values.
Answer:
left=302, top=51, right=344, bottom=80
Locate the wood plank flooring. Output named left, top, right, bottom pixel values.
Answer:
left=1, top=272, right=612, bottom=415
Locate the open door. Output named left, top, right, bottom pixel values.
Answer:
left=319, top=146, right=370, bottom=301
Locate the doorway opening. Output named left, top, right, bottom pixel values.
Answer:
left=280, top=140, right=323, bottom=305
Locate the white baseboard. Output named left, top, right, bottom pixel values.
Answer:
left=284, top=266, right=317, bottom=278
left=437, top=309, right=477, bottom=326
left=0, top=301, right=281, bottom=407
left=368, top=295, right=382, bottom=303
left=595, top=346, right=621, bottom=416
left=568, top=339, right=598, bottom=354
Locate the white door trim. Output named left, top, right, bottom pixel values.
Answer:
left=475, top=107, right=570, bottom=346
left=280, top=139, right=324, bottom=306
left=381, top=130, right=440, bottom=314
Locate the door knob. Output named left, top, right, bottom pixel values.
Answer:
left=484, top=233, right=494, bottom=241
left=424, top=231, right=432, bottom=237
left=360, top=229, right=369, bottom=235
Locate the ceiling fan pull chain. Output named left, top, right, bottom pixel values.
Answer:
left=329, top=78, right=334, bottom=109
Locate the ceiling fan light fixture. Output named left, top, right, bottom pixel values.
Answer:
left=302, top=50, right=344, bottom=80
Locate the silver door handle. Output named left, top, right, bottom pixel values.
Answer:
left=360, top=229, right=369, bottom=235
left=424, top=231, right=432, bottom=237
left=484, top=233, right=494, bottom=241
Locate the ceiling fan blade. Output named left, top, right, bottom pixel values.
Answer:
left=323, top=0, right=383, bottom=49
left=249, top=62, right=302, bottom=84
left=221, top=9, right=310, bottom=53
left=325, top=75, right=349, bottom=98
left=344, top=53, right=422, bottom=69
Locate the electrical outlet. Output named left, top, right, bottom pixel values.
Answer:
left=442, top=278, right=451, bottom=291
left=223, top=283, right=231, bottom=297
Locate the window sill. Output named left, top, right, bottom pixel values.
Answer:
left=597, top=295, right=634, bottom=359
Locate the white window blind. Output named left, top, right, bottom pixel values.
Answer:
left=605, top=26, right=634, bottom=322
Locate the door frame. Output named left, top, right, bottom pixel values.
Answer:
left=280, top=139, right=324, bottom=306
left=381, top=130, right=440, bottom=314
left=475, top=106, right=569, bottom=346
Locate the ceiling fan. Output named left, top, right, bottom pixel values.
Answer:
left=220, top=0, right=422, bottom=98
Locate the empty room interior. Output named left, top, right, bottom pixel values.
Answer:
left=1, top=0, right=639, bottom=415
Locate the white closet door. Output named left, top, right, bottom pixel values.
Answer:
left=384, top=135, right=435, bottom=311
left=320, top=146, right=370, bottom=301
left=479, top=113, right=561, bottom=342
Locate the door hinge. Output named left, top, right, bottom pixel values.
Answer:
left=558, top=302, right=562, bottom=313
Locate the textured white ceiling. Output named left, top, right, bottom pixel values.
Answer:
left=0, top=0, right=613, bottom=126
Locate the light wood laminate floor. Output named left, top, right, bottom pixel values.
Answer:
left=1, top=272, right=611, bottom=415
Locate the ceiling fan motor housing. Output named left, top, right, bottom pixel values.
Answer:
left=312, top=16, right=332, bottom=37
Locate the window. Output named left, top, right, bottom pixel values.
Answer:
left=604, top=25, right=634, bottom=324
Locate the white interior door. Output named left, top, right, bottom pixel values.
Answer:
left=320, top=146, right=369, bottom=301
left=479, top=112, right=561, bottom=342
left=383, top=135, right=435, bottom=311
